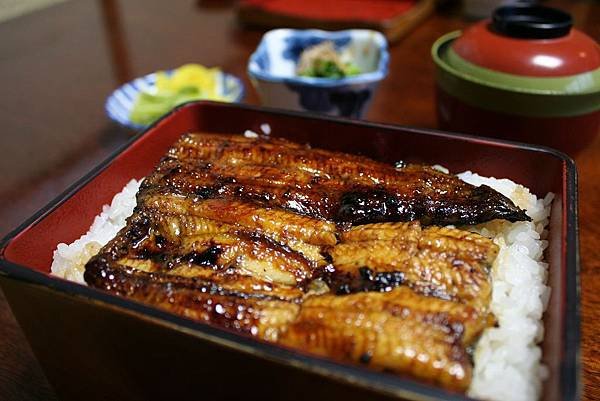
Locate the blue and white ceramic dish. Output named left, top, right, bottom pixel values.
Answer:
left=105, top=70, right=245, bottom=130
left=248, top=29, right=389, bottom=119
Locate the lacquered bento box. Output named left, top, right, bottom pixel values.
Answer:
left=0, top=102, right=580, bottom=401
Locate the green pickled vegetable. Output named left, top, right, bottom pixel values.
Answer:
left=299, top=60, right=361, bottom=78
left=296, top=41, right=361, bottom=79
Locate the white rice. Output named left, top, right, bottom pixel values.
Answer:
left=459, top=171, right=552, bottom=401
left=50, top=171, right=552, bottom=401
left=260, top=123, right=272, bottom=135
left=50, top=179, right=142, bottom=284
left=243, top=129, right=259, bottom=138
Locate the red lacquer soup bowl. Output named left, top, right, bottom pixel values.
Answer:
left=0, top=102, right=580, bottom=401
left=432, top=5, right=600, bottom=156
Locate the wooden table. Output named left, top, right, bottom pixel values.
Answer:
left=0, top=1, right=597, bottom=400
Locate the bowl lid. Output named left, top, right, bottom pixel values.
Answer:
left=432, top=31, right=600, bottom=121
left=451, top=5, right=600, bottom=78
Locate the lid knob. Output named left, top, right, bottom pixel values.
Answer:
left=492, top=5, right=572, bottom=39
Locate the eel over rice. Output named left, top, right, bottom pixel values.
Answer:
left=85, top=132, right=528, bottom=392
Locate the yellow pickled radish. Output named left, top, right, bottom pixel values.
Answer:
left=130, top=64, right=230, bottom=126
left=169, top=64, right=220, bottom=97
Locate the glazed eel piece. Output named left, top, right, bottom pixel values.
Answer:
left=138, top=132, right=529, bottom=226
left=83, top=132, right=525, bottom=392
left=84, top=194, right=495, bottom=391
left=134, top=190, right=498, bottom=308
left=84, top=206, right=323, bottom=298
left=85, top=210, right=492, bottom=391
left=86, top=244, right=488, bottom=391
left=325, top=221, right=498, bottom=312
left=278, top=287, right=494, bottom=391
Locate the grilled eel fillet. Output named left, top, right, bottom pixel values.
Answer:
left=139, top=132, right=529, bottom=226
left=85, top=132, right=521, bottom=392
left=326, top=221, right=497, bottom=312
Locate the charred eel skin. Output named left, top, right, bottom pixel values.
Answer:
left=85, top=132, right=526, bottom=392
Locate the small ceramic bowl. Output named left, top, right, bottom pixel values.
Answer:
left=432, top=5, right=600, bottom=155
left=248, top=29, right=389, bottom=119
left=105, top=70, right=244, bottom=130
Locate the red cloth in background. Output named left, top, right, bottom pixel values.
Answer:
left=242, top=0, right=416, bottom=22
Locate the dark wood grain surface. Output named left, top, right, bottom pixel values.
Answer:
left=0, top=0, right=598, bottom=400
